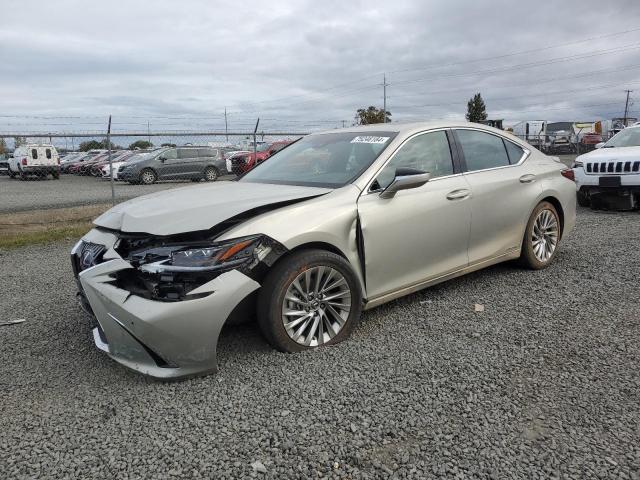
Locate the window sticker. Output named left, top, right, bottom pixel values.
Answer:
left=350, top=136, right=390, bottom=144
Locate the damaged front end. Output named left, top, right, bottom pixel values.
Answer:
left=71, top=228, right=286, bottom=379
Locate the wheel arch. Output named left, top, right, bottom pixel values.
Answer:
left=539, top=195, right=565, bottom=238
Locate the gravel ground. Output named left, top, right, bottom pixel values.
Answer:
left=1, top=207, right=639, bottom=479
left=0, top=174, right=235, bottom=213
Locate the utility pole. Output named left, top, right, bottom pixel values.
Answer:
left=382, top=73, right=389, bottom=123
left=623, top=90, right=633, bottom=126
left=341, top=120, right=346, bottom=128
left=224, top=107, right=228, bottom=142
left=147, top=120, right=151, bottom=143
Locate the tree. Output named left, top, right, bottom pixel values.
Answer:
left=356, top=106, right=391, bottom=125
left=14, top=136, right=27, bottom=148
left=129, top=140, right=153, bottom=150
left=466, top=93, right=487, bottom=123
left=0, top=138, right=6, bottom=156
left=161, top=143, right=176, bottom=147
left=79, top=140, right=105, bottom=151
left=78, top=139, right=120, bottom=151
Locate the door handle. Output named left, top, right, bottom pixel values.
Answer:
left=446, top=189, right=471, bottom=200
left=519, top=174, right=536, bottom=184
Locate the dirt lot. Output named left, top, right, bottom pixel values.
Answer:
left=1, top=206, right=638, bottom=479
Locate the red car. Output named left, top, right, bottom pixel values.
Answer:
left=239, top=141, right=293, bottom=173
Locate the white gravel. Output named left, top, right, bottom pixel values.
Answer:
left=1, top=207, right=639, bottom=479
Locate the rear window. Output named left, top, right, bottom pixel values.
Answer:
left=46, top=148, right=52, bottom=159
left=31, top=149, right=38, bottom=159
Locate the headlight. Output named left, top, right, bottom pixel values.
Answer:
left=136, top=236, right=264, bottom=273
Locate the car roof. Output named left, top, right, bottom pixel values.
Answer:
left=313, top=121, right=504, bottom=136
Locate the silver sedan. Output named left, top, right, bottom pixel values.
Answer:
left=71, top=122, right=576, bottom=379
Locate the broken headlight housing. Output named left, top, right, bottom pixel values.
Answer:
left=134, top=236, right=264, bottom=273
left=114, top=234, right=285, bottom=302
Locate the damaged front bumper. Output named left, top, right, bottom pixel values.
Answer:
left=71, top=229, right=261, bottom=379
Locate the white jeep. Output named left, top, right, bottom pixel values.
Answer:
left=573, top=125, right=640, bottom=210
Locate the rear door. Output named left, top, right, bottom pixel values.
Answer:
left=198, top=148, right=218, bottom=174
left=453, top=128, right=542, bottom=264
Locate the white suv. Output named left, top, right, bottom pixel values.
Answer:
left=573, top=125, right=640, bottom=210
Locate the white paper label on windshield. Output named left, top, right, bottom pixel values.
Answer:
left=350, top=136, right=390, bottom=144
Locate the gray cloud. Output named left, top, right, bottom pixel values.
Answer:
left=1, top=0, right=640, bottom=133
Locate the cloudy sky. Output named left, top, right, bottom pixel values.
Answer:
left=1, top=0, right=640, bottom=134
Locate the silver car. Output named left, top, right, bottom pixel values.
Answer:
left=71, top=122, right=576, bottom=379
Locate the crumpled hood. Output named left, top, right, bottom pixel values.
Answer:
left=94, top=181, right=331, bottom=235
left=577, top=146, right=640, bottom=163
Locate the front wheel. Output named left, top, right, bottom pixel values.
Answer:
left=519, top=201, right=560, bottom=270
left=257, top=249, right=362, bottom=353
left=577, top=189, right=590, bottom=207
left=139, top=168, right=157, bottom=185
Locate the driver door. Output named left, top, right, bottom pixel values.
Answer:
left=357, top=130, right=472, bottom=300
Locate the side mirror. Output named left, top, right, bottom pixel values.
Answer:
left=380, top=168, right=431, bottom=199
left=159, top=156, right=166, bottom=162
left=595, top=142, right=605, bottom=149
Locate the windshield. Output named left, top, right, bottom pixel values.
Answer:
left=240, top=131, right=397, bottom=188
left=604, top=127, right=640, bottom=148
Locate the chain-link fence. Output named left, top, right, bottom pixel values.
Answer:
left=0, top=125, right=310, bottom=245
left=510, top=131, right=605, bottom=155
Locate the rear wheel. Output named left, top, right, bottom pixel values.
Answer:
left=519, top=201, right=560, bottom=269
left=139, top=168, right=157, bottom=185
left=204, top=166, right=219, bottom=182
left=257, top=249, right=362, bottom=353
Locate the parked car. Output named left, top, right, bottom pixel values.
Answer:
left=71, top=122, right=576, bottom=379
left=90, top=151, right=136, bottom=176
left=225, top=150, right=252, bottom=175
left=573, top=124, right=640, bottom=210
left=62, top=150, right=106, bottom=174
left=8, top=144, right=60, bottom=179
left=0, top=155, right=9, bottom=175
left=100, top=151, right=148, bottom=180
left=118, top=146, right=226, bottom=184
left=239, top=141, right=294, bottom=174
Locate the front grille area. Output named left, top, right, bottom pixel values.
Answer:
left=586, top=160, right=640, bottom=174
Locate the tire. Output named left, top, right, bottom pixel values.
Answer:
left=519, top=201, right=561, bottom=270
left=204, top=166, right=219, bottom=182
left=19, top=169, right=26, bottom=181
left=139, top=168, right=157, bottom=185
left=191, top=178, right=201, bottom=182
left=577, top=189, right=590, bottom=207
left=52, top=171, right=60, bottom=179
left=257, top=249, right=362, bottom=353
left=8, top=169, right=15, bottom=179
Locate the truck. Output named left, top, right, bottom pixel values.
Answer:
left=8, top=144, right=60, bottom=179
left=511, top=120, right=548, bottom=151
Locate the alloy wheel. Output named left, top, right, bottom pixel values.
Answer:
left=205, top=167, right=218, bottom=181
left=532, top=209, right=558, bottom=262
left=281, top=266, right=352, bottom=347
left=141, top=170, right=155, bottom=184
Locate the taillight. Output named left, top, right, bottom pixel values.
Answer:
left=561, top=168, right=575, bottom=181
left=21, top=158, right=27, bottom=166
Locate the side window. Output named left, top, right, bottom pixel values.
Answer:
left=31, top=148, right=38, bottom=159
left=374, top=131, right=454, bottom=190
left=456, top=130, right=510, bottom=171
left=504, top=140, right=525, bottom=164
left=162, top=149, right=178, bottom=160
left=198, top=148, right=216, bottom=158
left=46, top=148, right=52, bottom=159
left=178, top=149, right=197, bottom=159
